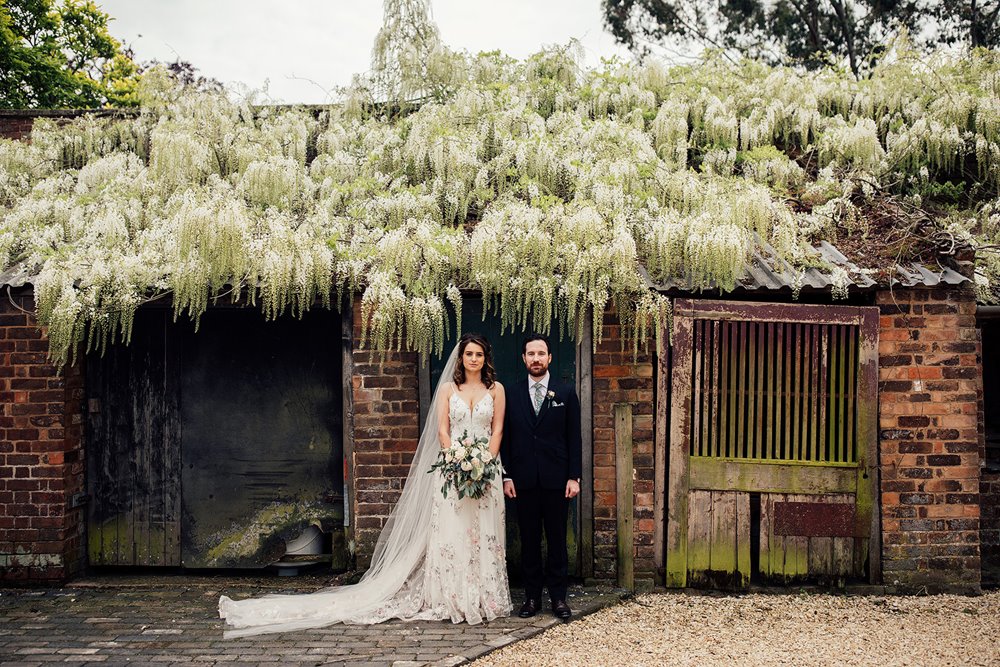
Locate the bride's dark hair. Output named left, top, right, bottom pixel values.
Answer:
left=452, top=332, right=496, bottom=388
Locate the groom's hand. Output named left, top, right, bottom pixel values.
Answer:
left=565, top=479, right=580, bottom=499
left=503, top=480, right=516, bottom=498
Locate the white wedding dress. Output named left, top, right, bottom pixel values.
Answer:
left=219, top=346, right=511, bottom=637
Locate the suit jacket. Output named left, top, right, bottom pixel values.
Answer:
left=501, top=378, right=582, bottom=491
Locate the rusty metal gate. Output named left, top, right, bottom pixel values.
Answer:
left=666, top=299, right=879, bottom=589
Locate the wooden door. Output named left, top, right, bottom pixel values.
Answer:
left=666, top=300, right=879, bottom=589
left=86, top=310, right=181, bottom=566
left=87, top=308, right=346, bottom=569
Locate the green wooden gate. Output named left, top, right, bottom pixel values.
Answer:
left=666, top=299, right=879, bottom=588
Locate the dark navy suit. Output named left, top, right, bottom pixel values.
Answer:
left=501, top=378, right=582, bottom=603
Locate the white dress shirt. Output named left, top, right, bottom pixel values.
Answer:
left=528, top=372, right=550, bottom=395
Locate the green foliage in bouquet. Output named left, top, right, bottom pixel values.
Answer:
left=428, top=430, right=501, bottom=500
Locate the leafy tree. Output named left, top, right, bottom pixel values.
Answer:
left=141, top=58, right=224, bottom=94
left=0, top=0, right=141, bottom=108
left=601, top=0, right=997, bottom=77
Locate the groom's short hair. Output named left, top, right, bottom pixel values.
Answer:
left=522, top=333, right=551, bottom=354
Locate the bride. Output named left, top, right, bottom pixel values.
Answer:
left=219, top=333, right=512, bottom=637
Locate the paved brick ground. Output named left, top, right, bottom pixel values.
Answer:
left=0, top=575, right=623, bottom=666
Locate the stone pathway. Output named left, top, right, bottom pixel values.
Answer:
left=0, top=575, right=624, bottom=666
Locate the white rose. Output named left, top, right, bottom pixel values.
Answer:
left=463, top=437, right=473, bottom=447
left=481, top=450, right=493, bottom=462
left=461, top=460, right=473, bottom=471
left=453, top=446, right=466, bottom=460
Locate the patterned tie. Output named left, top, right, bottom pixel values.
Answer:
left=532, top=382, right=545, bottom=415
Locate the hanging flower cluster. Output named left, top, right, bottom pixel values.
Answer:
left=2, top=40, right=1000, bottom=366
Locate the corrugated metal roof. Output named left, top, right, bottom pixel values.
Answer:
left=890, top=261, right=969, bottom=288
left=0, top=241, right=972, bottom=295
left=640, top=239, right=970, bottom=295
left=0, top=263, right=31, bottom=288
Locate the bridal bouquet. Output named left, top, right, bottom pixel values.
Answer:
left=429, top=430, right=502, bottom=499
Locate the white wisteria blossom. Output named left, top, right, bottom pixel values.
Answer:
left=1, top=39, right=999, bottom=365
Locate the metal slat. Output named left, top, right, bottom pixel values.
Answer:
left=755, top=322, right=766, bottom=461
left=846, top=326, right=857, bottom=464
left=737, top=322, right=748, bottom=460
left=715, top=322, right=733, bottom=456
left=795, top=324, right=812, bottom=461
left=711, top=321, right=721, bottom=459
left=771, top=322, right=785, bottom=459
left=746, top=323, right=757, bottom=460
left=818, top=326, right=829, bottom=463
left=693, top=320, right=703, bottom=458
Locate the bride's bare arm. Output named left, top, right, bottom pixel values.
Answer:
left=488, top=382, right=505, bottom=457
left=437, top=382, right=453, bottom=449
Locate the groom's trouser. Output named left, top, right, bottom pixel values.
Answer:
left=515, top=486, right=569, bottom=603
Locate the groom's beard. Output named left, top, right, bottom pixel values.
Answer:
left=528, top=364, right=548, bottom=379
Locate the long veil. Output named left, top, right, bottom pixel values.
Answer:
left=219, top=344, right=461, bottom=638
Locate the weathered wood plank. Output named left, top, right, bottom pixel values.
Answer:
left=687, top=490, right=713, bottom=578
left=785, top=494, right=811, bottom=578
left=709, top=491, right=736, bottom=576
left=615, top=403, right=634, bottom=590
left=653, top=320, right=668, bottom=579
left=755, top=322, right=765, bottom=461
left=857, top=308, right=881, bottom=584
left=809, top=536, right=834, bottom=577
left=684, top=301, right=875, bottom=326
left=689, top=458, right=857, bottom=494
left=759, top=492, right=773, bottom=577
left=666, top=304, right=694, bottom=588
left=736, top=492, right=751, bottom=588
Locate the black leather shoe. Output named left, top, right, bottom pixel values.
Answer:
left=552, top=599, right=572, bottom=620
left=518, top=598, right=540, bottom=618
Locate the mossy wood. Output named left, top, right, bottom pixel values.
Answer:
left=667, top=299, right=878, bottom=589
left=615, top=403, right=634, bottom=589
left=87, top=308, right=348, bottom=569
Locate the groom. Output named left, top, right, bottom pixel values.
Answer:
left=502, top=333, right=582, bottom=621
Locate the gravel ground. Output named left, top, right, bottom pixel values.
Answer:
left=472, top=591, right=1000, bottom=667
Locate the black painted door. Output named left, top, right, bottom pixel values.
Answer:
left=429, top=299, right=579, bottom=576
left=86, top=308, right=345, bottom=568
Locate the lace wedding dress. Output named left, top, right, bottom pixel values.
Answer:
left=219, top=346, right=511, bottom=637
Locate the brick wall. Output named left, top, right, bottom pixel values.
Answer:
left=0, top=290, right=85, bottom=583
left=0, top=113, right=36, bottom=141
left=348, top=300, right=421, bottom=567
left=877, top=287, right=981, bottom=593
left=592, top=309, right=656, bottom=586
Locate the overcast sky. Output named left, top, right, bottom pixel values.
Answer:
left=99, top=1, right=634, bottom=104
